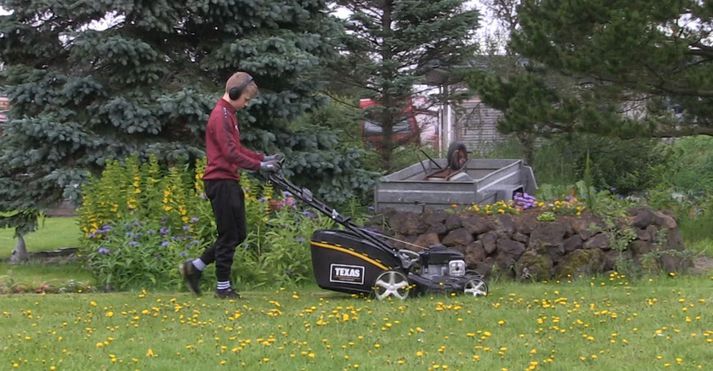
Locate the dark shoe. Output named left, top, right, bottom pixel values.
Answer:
left=214, top=287, right=240, bottom=299
left=179, top=260, right=202, bottom=296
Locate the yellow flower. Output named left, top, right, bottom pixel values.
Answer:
left=146, top=348, right=155, bottom=357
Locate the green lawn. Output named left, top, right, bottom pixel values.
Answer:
left=0, top=263, right=94, bottom=289
left=0, top=276, right=711, bottom=370
left=0, top=217, right=711, bottom=369
left=0, top=217, right=81, bottom=258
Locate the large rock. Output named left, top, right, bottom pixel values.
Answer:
left=555, top=249, right=606, bottom=279
left=659, top=250, right=693, bottom=273
left=479, top=231, right=498, bottom=255
left=464, top=241, right=486, bottom=266
left=445, top=214, right=463, bottom=231
left=512, top=232, right=529, bottom=244
left=665, top=228, right=686, bottom=251
left=515, top=249, right=553, bottom=281
left=601, top=249, right=619, bottom=271
left=473, top=257, right=495, bottom=277
left=388, top=211, right=428, bottom=235
left=494, top=253, right=517, bottom=279
left=412, top=233, right=441, bottom=252
left=462, top=214, right=493, bottom=235
left=635, top=225, right=658, bottom=241
left=563, top=234, right=583, bottom=253
left=442, top=228, right=474, bottom=248
left=570, top=213, right=605, bottom=240
left=629, top=240, right=655, bottom=258
left=496, top=237, right=526, bottom=261
left=529, top=222, right=567, bottom=261
left=493, top=214, right=515, bottom=236
left=422, top=209, right=449, bottom=235
left=514, top=212, right=539, bottom=235
left=630, top=207, right=657, bottom=228
left=529, top=222, right=567, bottom=250
left=654, top=211, right=678, bottom=229
left=427, top=222, right=447, bottom=235
left=422, top=208, right=449, bottom=226
left=583, top=233, right=610, bottom=250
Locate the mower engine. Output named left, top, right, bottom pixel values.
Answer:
left=417, top=245, right=467, bottom=280
left=398, top=244, right=487, bottom=298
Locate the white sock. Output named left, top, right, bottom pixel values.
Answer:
left=217, top=281, right=231, bottom=290
left=192, top=259, right=206, bottom=271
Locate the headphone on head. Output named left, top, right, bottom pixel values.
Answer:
left=228, top=75, right=254, bottom=101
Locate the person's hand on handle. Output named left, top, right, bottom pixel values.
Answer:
left=260, top=160, right=281, bottom=173
left=263, top=153, right=284, bottom=163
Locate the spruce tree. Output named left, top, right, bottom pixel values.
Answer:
left=331, top=0, right=480, bottom=170
left=0, top=1, right=363, bottom=258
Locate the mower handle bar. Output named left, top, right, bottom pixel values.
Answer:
left=265, top=172, right=398, bottom=257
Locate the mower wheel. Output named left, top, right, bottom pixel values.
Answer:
left=463, top=278, right=488, bottom=297
left=373, top=271, right=410, bottom=300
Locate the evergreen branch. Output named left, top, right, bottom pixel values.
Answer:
left=651, top=126, right=713, bottom=138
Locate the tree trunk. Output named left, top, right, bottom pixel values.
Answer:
left=10, top=233, right=29, bottom=264
left=517, top=132, right=536, bottom=166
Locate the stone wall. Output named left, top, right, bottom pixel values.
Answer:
left=372, top=207, right=692, bottom=280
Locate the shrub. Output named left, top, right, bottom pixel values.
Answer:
left=78, top=155, right=340, bottom=290
left=484, top=134, right=669, bottom=193
left=232, top=207, right=334, bottom=289
left=85, top=218, right=205, bottom=290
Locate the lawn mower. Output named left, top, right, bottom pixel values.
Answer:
left=266, top=172, right=488, bottom=300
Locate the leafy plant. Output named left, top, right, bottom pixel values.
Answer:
left=232, top=209, right=334, bottom=289
left=536, top=211, right=556, bottom=222
left=85, top=218, right=206, bottom=291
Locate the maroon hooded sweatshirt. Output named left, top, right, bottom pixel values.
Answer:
left=203, top=99, right=264, bottom=181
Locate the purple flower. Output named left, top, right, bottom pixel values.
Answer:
left=283, top=197, right=296, bottom=208
left=190, top=216, right=199, bottom=223
left=159, top=226, right=169, bottom=236
left=179, top=251, right=187, bottom=257
left=97, top=247, right=110, bottom=255
left=160, top=240, right=170, bottom=248
left=182, top=224, right=191, bottom=231
left=302, top=210, right=316, bottom=219
left=129, top=241, right=139, bottom=248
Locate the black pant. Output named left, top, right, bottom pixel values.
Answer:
left=200, top=180, right=247, bottom=282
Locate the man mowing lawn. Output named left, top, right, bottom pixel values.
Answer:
left=180, top=71, right=282, bottom=299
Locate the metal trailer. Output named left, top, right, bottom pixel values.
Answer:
left=375, top=158, right=537, bottom=212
